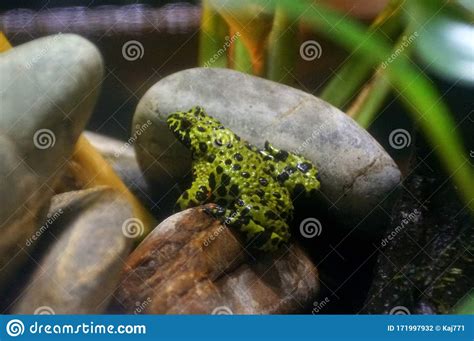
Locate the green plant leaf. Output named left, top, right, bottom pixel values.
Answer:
left=320, top=0, right=404, bottom=108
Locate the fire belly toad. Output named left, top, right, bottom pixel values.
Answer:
left=167, top=106, right=320, bottom=252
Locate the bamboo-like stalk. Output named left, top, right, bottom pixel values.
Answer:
left=267, top=6, right=297, bottom=83
left=232, top=32, right=254, bottom=74
left=210, top=3, right=273, bottom=76
left=198, top=0, right=229, bottom=68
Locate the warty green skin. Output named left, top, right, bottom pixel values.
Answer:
left=167, top=106, right=320, bottom=252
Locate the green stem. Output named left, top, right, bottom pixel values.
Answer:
left=319, top=0, right=404, bottom=108
left=352, top=74, right=391, bottom=128
left=267, top=6, right=298, bottom=84
left=198, top=0, right=229, bottom=68
left=247, top=0, right=474, bottom=212
left=352, top=26, right=416, bottom=128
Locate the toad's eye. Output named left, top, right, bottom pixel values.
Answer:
left=214, top=138, right=223, bottom=147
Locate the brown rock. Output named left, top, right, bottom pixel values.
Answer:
left=114, top=205, right=319, bottom=314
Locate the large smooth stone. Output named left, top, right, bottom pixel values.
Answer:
left=133, top=68, right=401, bottom=222
left=0, top=34, right=104, bottom=292
left=0, top=34, right=103, bottom=178
left=113, top=205, right=319, bottom=314
left=13, top=187, right=133, bottom=314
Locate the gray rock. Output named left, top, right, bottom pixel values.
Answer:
left=0, top=34, right=103, bottom=178
left=133, top=68, right=401, bottom=223
left=13, top=187, right=134, bottom=314
left=0, top=34, right=104, bottom=292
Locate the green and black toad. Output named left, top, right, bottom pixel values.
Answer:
left=167, top=106, right=320, bottom=252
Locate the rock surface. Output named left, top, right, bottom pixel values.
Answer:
left=133, top=68, right=401, bottom=224
left=13, top=187, right=133, bottom=314
left=113, top=205, right=319, bottom=314
left=0, top=34, right=104, bottom=292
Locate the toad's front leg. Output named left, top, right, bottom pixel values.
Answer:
left=176, top=162, right=213, bottom=211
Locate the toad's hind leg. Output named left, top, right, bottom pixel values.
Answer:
left=226, top=198, right=288, bottom=252
left=204, top=204, right=284, bottom=251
